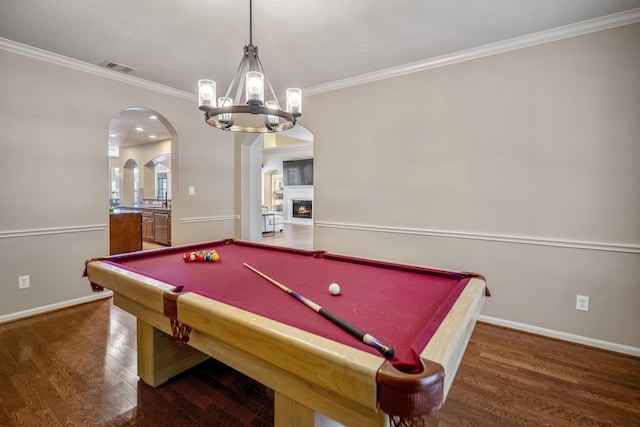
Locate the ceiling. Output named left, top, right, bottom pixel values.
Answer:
left=2, top=0, right=639, bottom=152
left=107, top=107, right=173, bottom=155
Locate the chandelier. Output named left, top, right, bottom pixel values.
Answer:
left=197, top=0, right=302, bottom=133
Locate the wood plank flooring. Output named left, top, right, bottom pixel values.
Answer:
left=0, top=299, right=273, bottom=427
left=427, top=326, right=640, bottom=427
left=1, top=298, right=638, bottom=426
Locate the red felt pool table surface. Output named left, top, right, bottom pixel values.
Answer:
left=85, top=239, right=487, bottom=426
left=107, top=239, right=470, bottom=370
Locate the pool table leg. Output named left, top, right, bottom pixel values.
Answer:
left=136, top=319, right=209, bottom=387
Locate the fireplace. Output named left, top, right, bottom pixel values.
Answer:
left=292, top=199, right=312, bottom=219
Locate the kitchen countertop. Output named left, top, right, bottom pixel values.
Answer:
left=113, top=206, right=171, bottom=214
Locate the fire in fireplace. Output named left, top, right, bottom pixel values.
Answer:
left=292, top=199, right=312, bottom=219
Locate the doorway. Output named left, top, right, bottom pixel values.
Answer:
left=108, top=107, right=178, bottom=252
left=260, top=126, right=314, bottom=249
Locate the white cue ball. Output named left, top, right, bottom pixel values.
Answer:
left=328, top=283, right=341, bottom=295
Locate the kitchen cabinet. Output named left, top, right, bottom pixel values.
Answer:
left=110, top=212, right=142, bottom=255
left=116, top=207, right=171, bottom=246
left=142, top=210, right=155, bottom=241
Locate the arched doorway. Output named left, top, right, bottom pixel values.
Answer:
left=258, top=125, right=314, bottom=249
left=108, top=107, right=178, bottom=250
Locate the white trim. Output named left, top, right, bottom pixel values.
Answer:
left=304, top=8, right=640, bottom=96
left=314, top=221, right=640, bottom=254
left=0, top=38, right=196, bottom=102
left=0, top=224, right=107, bottom=239
left=181, top=215, right=239, bottom=224
left=479, top=315, right=640, bottom=357
left=0, top=291, right=113, bottom=325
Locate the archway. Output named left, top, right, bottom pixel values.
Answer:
left=108, top=107, right=179, bottom=245
left=256, top=125, right=315, bottom=246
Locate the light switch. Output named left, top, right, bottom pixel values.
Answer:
left=189, top=186, right=195, bottom=196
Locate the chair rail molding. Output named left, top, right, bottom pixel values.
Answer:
left=181, top=215, right=239, bottom=224
left=314, top=221, right=640, bottom=254
left=0, top=224, right=107, bottom=239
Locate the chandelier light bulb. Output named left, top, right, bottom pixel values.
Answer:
left=218, top=97, right=233, bottom=122
left=246, top=71, right=264, bottom=103
left=198, top=79, right=216, bottom=108
left=265, top=100, right=279, bottom=125
left=286, top=88, right=302, bottom=116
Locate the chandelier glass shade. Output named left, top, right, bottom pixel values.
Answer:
left=198, top=0, right=302, bottom=133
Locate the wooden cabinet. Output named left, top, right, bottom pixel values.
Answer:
left=110, top=212, right=142, bottom=255
left=117, top=207, right=171, bottom=246
left=142, top=210, right=155, bottom=241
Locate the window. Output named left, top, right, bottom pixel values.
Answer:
left=110, top=166, right=120, bottom=200
left=133, top=166, right=139, bottom=205
left=157, top=173, right=168, bottom=199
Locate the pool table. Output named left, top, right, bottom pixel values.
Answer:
left=84, top=239, right=488, bottom=427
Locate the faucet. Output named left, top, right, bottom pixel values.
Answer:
left=158, top=189, right=169, bottom=208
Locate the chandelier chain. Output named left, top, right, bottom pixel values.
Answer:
left=249, top=0, right=253, bottom=45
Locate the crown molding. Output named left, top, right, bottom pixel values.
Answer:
left=2, top=8, right=639, bottom=100
left=0, top=37, right=196, bottom=102
left=304, top=8, right=640, bottom=96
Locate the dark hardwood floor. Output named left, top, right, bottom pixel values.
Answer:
left=427, top=326, right=640, bottom=427
left=1, top=298, right=638, bottom=426
left=0, top=299, right=273, bottom=427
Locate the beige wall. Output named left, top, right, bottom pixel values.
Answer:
left=302, top=23, right=640, bottom=349
left=1, top=23, right=638, bottom=352
left=0, top=49, right=237, bottom=318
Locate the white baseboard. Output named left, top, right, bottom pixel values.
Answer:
left=0, top=291, right=113, bottom=325
left=479, top=315, right=640, bottom=357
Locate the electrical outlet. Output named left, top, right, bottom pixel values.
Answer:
left=18, top=275, right=30, bottom=289
left=576, top=295, right=589, bottom=311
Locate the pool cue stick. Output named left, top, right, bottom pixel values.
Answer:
left=243, top=263, right=395, bottom=358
